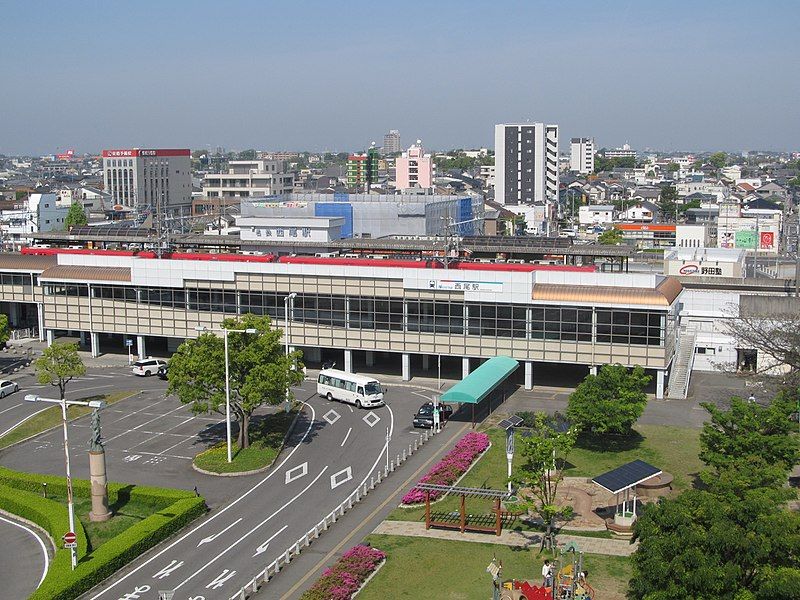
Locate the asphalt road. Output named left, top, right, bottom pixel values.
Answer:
left=0, top=513, right=50, bottom=599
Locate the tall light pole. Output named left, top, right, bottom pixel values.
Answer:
left=196, top=326, right=257, bottom=463
left=25, top=395, right=105, bottom=570
left=284, top=293, right=297, bottom=412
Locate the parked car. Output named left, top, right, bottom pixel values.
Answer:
left=157, top=364, right=169, bottom=380
left=412, top=401, right=453, bottom=428
left=0, top=379, right=19, bottom=398
left=132, top=358, right=167, bottom=377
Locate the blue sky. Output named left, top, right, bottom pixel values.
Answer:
left=1, top=0, right=798, bottom=155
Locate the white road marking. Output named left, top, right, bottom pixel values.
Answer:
left=152, top=559, right=184, bottom=580
left=330, top=466, right=353, bottom=489
left=197, top=518, right=243, bottom=547
left=411, top=391, right=433, bottom=401
left=205, top=569, right=236, bottom=590
left=121, top=449, right=193, bottom=460
left=362, top=411, right=381, bottom=427
left=123, top=454, right=142, bottom=463
left=103, top=403, right=187, bottom=443
left=348, top=405, right=354, bottom=413
left=68, top=384, right=114, bottom=395
left=340, top=426, right=352, bottom=447
left=0, top=406, right=50, bottom=438
left=156, top=434, right=198, bottom=456
left=323, top=409, right=340, bottom=424
left=284, top=462, right=308, bottom=484
left=172, top=465, right=329, bottom=592
left=0, top=514, right=49, bottom=589
left=0, top=402, right=24, bottom=416
left=87, top=403, right=317, bottom=600
left=253, top=524, right=289, bottom=557
left=124, top=416, right=195, bottom=451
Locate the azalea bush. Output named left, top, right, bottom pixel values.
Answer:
left=401, top=431, right=490, bottom=504
left=301, top=544, right=386, bottom=600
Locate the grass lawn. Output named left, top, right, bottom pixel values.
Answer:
left=193, top=410, right=297, bottom=474
left=360, top=534, right=633, bottom=600
left=0, top=391, right=136, bottom=450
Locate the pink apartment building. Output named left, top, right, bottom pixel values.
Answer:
left=395, top=140, right=433, bottom=190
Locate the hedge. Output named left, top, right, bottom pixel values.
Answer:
left=0, top=468, right=206, bottom=600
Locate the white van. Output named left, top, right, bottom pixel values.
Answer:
left=317, top=369, right=384, bottom=408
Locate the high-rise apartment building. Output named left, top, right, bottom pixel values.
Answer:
left=383, top=130, right=401, bottom=154
left=604, top=143, right=636, bottom=159
left=395, top=140, right=433, bottom=190
left=102, top=148, right=191, bottom=216
left=202, top=160, right=294, bottom=199
left=347, top=145, right=380, bottom=190
left=570, top=137, right=595, bottom=174
left=493, top=123, right=559, bottom=205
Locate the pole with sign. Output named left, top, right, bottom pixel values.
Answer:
left=506, top=429, right=514, bottom=493
left=63, top=531, right=77, bottom=549
left=125, top=338, right=133, bottom=364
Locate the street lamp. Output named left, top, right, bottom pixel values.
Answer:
left=25, top=394, right=106, bottom=570
left=498, top=415, right=523, bottom=493
left=284, top=293, right=297, bottom=413
left=195, top=326, right=257, bottom=463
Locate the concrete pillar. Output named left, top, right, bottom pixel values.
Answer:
left=37, top=304, right=44, bottom=341
left=656, top=369, right=665, bottom=400
left=365, top=351, right=375, bottom=367
left=402, top=353, right=411, bottom=381
left=8, top=302, right=19, bottom=327
left=136, top=335, right=146, bottom=360
left=236, top=291, right=242, bottom=315
left=46, top=329, right=54, bottom=347
left=525, top=361, right=534, bottom=390
left=88, top=450, right=112, bottom=522
left=462, top=356, right=470, bottom=379
left=344, top=349, right=352, bottom=373
left=589, top=365, right=598, bottom=376
left=422, top=354, right=430, bottom=370
left=90, top=333, right=100, bottom=358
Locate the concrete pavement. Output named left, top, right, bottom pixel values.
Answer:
left=0, top=513, right=50, bottom=599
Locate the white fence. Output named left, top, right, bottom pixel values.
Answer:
left=228, top=427, right=438, bottom=600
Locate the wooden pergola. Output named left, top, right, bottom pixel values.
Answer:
left=416, top=483, right=513, bottom=536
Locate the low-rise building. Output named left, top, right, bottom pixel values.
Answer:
left=202, top=160, right=294, bottom=199
left=237, top=216, right=344, bottom=243
left=0, top=193, right=69, bottom=248
left=578, top=205, right=615, bottom=226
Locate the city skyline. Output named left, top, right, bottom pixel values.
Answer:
left=1, top=0, right=798, bottom=155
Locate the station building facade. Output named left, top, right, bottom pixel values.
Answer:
left=0, top=252, right=682, bottom=398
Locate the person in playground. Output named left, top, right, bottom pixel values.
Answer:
left=542, top=559, right=554, bottom=587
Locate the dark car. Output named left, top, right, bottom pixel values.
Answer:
left=412, top=402, right=453, bottom=428
left=157, top=364, right=169, bottom=380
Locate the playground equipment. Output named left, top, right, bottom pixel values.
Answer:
left=502, top=541, right=594, bottom=600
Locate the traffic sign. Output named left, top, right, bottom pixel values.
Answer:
left=63, top=531, right=77, bottom=547
left=125, top=339, right=134, bottom=347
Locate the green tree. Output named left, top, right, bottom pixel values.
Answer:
left=0, top=314, right=9, bottom=346
left=566, top=364, right=650, bottom=437
left=64, top=201, right=88, bottom=228
left=597, top=228, right=623, bottom=245
left=709, top=151, right=728, bottom=169
left=666, top=162, right=680, bottom=172
left=657, top=184, right=678, bottom=221
left=237, top=149, right=257, bottom=160
left=34, top=342, right=86, bottom=401
left=167, top=314, right=304, bottom=448
left=699, top=392, right=799, bottom=478
left=510, top=412, right=577, bottom=550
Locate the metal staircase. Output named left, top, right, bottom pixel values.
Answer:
left=666, top=327, right=697, bottom=400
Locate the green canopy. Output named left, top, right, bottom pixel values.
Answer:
left=441, top=356, right=520, bottom=404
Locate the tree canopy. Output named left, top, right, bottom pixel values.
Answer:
left=566, top=364, right=650, bottom=437
left=0, top=314, right=9, bottom=346
left=708, top=151, right=728, bottom=169
left=594, top=155, right=636, bottom=173
left=657, top=184, right=678, bottom=221
left=597, top=228, right=623, bottom=245
left=64, top=201, right=88, bottom=228
left=34, top=342, right=86, bottom=400
left=167, top=313, right=304, bottom=448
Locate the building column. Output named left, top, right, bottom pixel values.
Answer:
left=37, top=303, right=44, bottom=341
left=656, top=369, right=665, bottom=400
left=343, top=349, right=353, bottom=373
left=236, top=291, right=242, bottom=315
left=79, top=331, right=88, bottom=347
left=46, top=329, right=54, bottom=347
left=422, top=354, right=430, bottom=370
left=365, top=351, right=375, bottom=367
left=524, top=361, right=534, bottom=390
left=589, top=365, right=598, bottom=376
left=462, top=356, right=470, bottom=379
left=402, top=353, right=411, bottom=381
left=90, top=333, right=100, bottom=358
left=8, top=303, right=19, bottom=327
left=136, top=335, right=146, bottom=360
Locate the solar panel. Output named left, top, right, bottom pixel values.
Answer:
left=591, top=460, right=662, bottom=495
left=498, top=415, right=524, bottom=430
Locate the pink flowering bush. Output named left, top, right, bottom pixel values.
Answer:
left=401, top=431, right=490, bottom=504
left=301, top=544, right=386, bottom=600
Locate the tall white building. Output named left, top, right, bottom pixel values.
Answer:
left=202, top=160, right=294, bottom=199
left=102, top=148, right=192, bottom=217
left=570, top=137, right=595, bottom=174
left=494, top=123, right=559, bottom=205
left=383, top=130, right=401, bottom=154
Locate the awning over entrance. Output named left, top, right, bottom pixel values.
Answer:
left=441, top=356, right=519, bottom=404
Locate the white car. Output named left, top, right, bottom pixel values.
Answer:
left=0, top=380, right=19, bottom=398
left=132, top=359, right=167, bottom=377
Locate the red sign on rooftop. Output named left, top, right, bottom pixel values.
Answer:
left=102, top=148, right=190, bottom=158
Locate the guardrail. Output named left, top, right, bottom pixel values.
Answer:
left=10, top=328, right=38, bottom=341
left=228, top=426, right=439, bottom=600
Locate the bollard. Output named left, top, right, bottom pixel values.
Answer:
left=284, top=549, right=291, bottom=564
left=251, top=577, right=258, bottom=592
left=414, top=439, right=419, bottom=451
left=304, top=534, right=310, bottom=547
left=323, top=517, right=329, bottom=531
left=370, top=475, right=375, bottom=490
left=239, top=587, right=246, bottom=600
left=378, top=470, right=383, bottom=483
left=397, top=453, right=400, bottom=465
left=294, top=542, right=301, bottom=556
left=356, top=488, right=361, bottom=502
left=424, top=431, right=429, bottom=442
left=390, top=460, right=395, bottom=472
left=347, top=496, right=353, bottom=509
left=363, top=482, right=368, bottom=496
left=313, top=525, right=320, bottom=539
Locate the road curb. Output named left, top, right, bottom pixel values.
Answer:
left=191, top=406, right=304, bottom=478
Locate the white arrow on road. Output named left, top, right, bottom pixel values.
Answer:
left=253, top=524, right=289, bottom=557
left=152, top=559, right=184, bottom=580
left=197, top=518, right=243, bottom=547
left=206, top=569, right=236, bottom=589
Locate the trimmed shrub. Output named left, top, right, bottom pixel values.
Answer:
left=301, top=545, right=385, bottom=600
left=401, top=431, right=490, bottom=504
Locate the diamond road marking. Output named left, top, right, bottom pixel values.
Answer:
left=323, top=409, right=341, bottom=425
left=362, top=411, right=381, bottom=428
left=330, top=466, right=353, bottom=489
left=285, top=461, right=308, bottom=484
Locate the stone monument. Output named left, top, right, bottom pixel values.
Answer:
left=89, top=408, right=112, bottom=522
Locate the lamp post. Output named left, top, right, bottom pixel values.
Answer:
left=195, top=326, right=257, bottom=463
left=25, top=394, right=105, bottom=570
left=284, top=293, right=297, bottom=413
